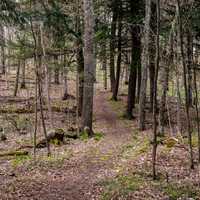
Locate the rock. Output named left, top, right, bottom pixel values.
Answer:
left=36, top=128, right=65, bottom=148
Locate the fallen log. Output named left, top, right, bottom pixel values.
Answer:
left=0, top=150, right=28, bottom=157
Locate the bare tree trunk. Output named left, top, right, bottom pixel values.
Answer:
left=109, top=2, right=118, bottom=92
left=159, top=29, right=173, bottom=135
left=193, top=60, right=200, bottom=163
left=0, top=25, right=6, bottom=75
left=75, top=0, right=84, bottom=116
left=20, top=59, right=26, bottom=89
left=124, top=55, right=129, bottom=85
left=126, top=26, right=141, bottom=119
left=176, top=0, right=194, bottom=169
left=77, top=45, right=84, bottom=116
left=14, top=60, right=21, bottom=97
left=186, top=29, right=193, bottom=106
left=63, top=55, right=69, bottom=100
left=82, top=0, right=95, bottom=135
left=139, top=0, right=151, bottom=130
left=152, top=0, right=160, bottom=180
left=102, top=42, right=107, bottom=90
left=149, top=63, right=155, bottom=112
left=175, top=64, right=182, bottom=135
left=137, top=61, right=141, bottom=103
left=33, top=75, right=38, bottom=159
left=112, top=7, right=122, bottom=101
left=54, top=56, right=60, bottom=85
left=149, top=2, right=156, bottom=113
left=193, top=42, right=200, bottom=163
left=30, top=13, right=51, bottom=156
left=37, top=57, right=51, bottom=156
left=40, top=24, right=53, bottom=128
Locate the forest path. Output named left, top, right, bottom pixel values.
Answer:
left=1, top=90, right=135, bottom=200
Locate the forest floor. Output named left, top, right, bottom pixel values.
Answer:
left=0, top=76, right=200, bottom=199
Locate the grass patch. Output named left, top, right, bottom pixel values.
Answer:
left=94, top=132, right=104, bottom=141
left=79, top=131, right=104, bottom=142
left=12, top=154, right=32, bottom=168
left=101, top=174, right=144, bottom=200
left=79, top=131, right=89, bottom=141
left=121, top=135, right=150, bottom=159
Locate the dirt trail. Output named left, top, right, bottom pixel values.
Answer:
left=0, top=91, right=133, bottom=200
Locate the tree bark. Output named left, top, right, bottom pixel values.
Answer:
left=176, top=0, right=194, bottom=169
left=0, top=25, right=5, bottom=75
left=112, top=6, right=122, bottom=101
left=159, top=30, right=173, bottom=135
left=20, top=59, right=26, bottom=89
left=109, top=2, right=118, bottom=92
left=152, top=0, right=160, bottom=180
left=139, top=0, right=151, bottom=130
left=14, top=60, right=21, bottom=97
left=54, top=56, right=60, bottom=85
left=149, top=2, right=156, bottom=113
left=82, top=0, right=95, bottom=135
left=126, top=26, right=141, bottom=119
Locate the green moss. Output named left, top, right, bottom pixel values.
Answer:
left=101, top=174, right=144, bottom=200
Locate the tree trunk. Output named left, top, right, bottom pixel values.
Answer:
left=82, top=0, right=95, bottom=135
left=124, top=55, right=129, bottom=85
left=37, top=56, right=51, bottom=156
left=126, top=26, right=141, bottom=119
left=112, top=7, right=122, bottom=101
left=149, top=63, right=155, bottom=112
left=20, top=60, right=26, bottom=89
left=186, top=29, right=193, bottom=106
left=63, top=55, right=69, bottom=100
left=54, top=56, right=60, bottom=85
left=102, top=42, right=107, bottom=90
left=176, top=0, right=194, bottom=169
left=76, top=41, right=84, bottom=116
left=159, top=29, right=173, bottom=135
left=152, top=0, right=160, bottom=180
left=14, top=60, right=21, bottom=97
left=0, top=25, right=5, bottom=75
left=139, top=0, right=151, bottom=130
left=149, top=2, right=156, bottom=113
left=193, top=57, right=200, bottom=163
left=137, top=61, right=141, bottom=103
left=109, top=2, right=118, bottom=92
